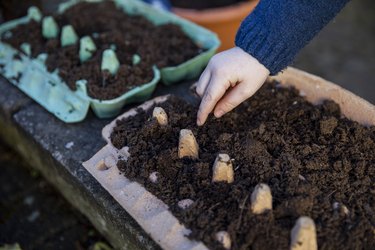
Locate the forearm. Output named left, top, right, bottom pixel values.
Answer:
left=235, top=0, right=350, bottom=75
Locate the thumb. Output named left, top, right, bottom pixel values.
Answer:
left=214, top=79, right=265, bottom=118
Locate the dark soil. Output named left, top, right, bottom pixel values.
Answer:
left=0, top=141, right=111, bottom=250
left=111, top=81, right=375, bottom=250
left=0, top=0, right=43, bottom=21
left=1, top=1, right=202, bottom=100
left=171, top=0, right=247, bottom=10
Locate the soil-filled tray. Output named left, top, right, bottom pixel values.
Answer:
left=0, top=0, right=219, bottom=122
left=84, top=68, right=375, bottom=249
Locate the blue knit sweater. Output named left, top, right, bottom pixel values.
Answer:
left=235, top=0, right=350, bottom=75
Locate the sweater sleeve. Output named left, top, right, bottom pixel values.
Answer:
left=235, top=0, right=350, bottom=75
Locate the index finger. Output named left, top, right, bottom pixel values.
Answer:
left=197, top=74, right=230, bottom=126
left=196, top=69, right=211, bottom=97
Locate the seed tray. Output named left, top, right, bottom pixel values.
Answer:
left=59, top=0, right=220, bottom=85
left=83, top=95, right=209, bottom=250
left=83, top=67, right=375, bottom=249
left=0, top=0, right=220, bottom=122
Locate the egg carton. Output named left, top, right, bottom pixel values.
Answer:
left=0, top=0, right=220, bottom=122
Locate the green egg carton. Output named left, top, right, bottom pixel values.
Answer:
left=0, top=20, right=90, bottom=123
left=59, top=0, right=221, bottom=85
left=76, top=66, right=160, bottom=118
left=0, top=0, right=219, bottom=123
left=0, top=5, right=160, bottom=122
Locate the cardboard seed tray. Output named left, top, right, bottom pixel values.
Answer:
left=83, top=67, right=374, bottom=249
left=84, top=95, right=209, bottom=250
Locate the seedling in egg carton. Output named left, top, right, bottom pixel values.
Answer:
left=28, top=6, right=42, bottom=22
left=132, top=54, right=141, bottom=66
left=101, top=49, right=120, bottom=75
left=61, top=25, right=78, bottom=47
left=79, top=36, right=97, bottom=62
left=20, top=43, right=31, bottom=56
left=42, top=16, right=59, bottom=39
left=0, top=0, right=219, bottom=124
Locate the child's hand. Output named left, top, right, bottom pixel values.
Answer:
left=196, top=47, right=270, bottom=126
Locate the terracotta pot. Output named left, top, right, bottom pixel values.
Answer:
left=173, top=0, right=259, bottom=51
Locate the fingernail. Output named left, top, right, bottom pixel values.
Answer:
left=215, top=110, right=224, bottom=118
left=197, top=119, right=202, bottom=126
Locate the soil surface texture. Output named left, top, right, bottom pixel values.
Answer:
left=0, top=141, right=111, bottom=250
left=111, top=81, right=375, bottom=250
left=1, top=1, right=202, bottom=100
left=171, top=0, right=246, bottom=10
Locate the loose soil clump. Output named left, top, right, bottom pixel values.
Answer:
left=1, top=1, right=202, bottom=100
left=171, top=0, right=247, bottom=10
left=111, top=81, right=375, bottom=250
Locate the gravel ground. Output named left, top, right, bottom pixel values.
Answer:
left=0, top=141, right=112, bottom=250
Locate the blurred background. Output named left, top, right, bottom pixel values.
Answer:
left=0, top=0, right=373, bottom=249
left=295, top=0, right=375, bottom=104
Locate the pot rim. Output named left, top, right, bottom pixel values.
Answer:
left=172, top=0, right=258, bottom=23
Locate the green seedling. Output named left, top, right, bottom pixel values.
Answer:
left=92, top=32, right=99, bottom=39
left=36, top=53, right=48, bottom=64
left=42, top=16, right=59, bottom=39
left=61, top=25, right=78, bottom=47
left=110, top=44, right=117, bottom=51
left=132, top=54, right=141, bottom=65
left=101, top=49, right=120, bottom=75
left=20, top=43, right=31, bottom=56
left=79, top=36, right=96, bottom=62
left=28, top=6, right=42, bottom=22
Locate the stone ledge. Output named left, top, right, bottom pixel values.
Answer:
left=0, top=76, right=32, bottom=120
